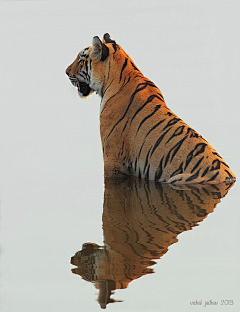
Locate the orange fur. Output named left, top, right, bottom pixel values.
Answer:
left=71, top=178, right=235, bottom=308
left=66, top=34, right=235, bottom=184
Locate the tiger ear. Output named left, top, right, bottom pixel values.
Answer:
left=91, top=36, right=109, bottom=61
left=103, top=33, right=116, bottom=44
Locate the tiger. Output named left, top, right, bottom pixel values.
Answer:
left=66, top=33, right=236, bottom=184
left=71, top=178, right=235, bottom=308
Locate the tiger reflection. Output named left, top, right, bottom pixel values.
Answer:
left=71, top=178, right=234, bottom=309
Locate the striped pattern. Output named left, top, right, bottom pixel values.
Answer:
left=66, top=34, right=236, bottom=185
left=70, top=179, right=235, bottom=308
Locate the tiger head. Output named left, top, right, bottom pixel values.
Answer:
left=66, top=33, right=121, bottom=98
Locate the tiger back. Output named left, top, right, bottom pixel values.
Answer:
left=66, top=33, right=236, bottom=184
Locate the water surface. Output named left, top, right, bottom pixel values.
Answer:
left=71, top=179, right=235, bottom=309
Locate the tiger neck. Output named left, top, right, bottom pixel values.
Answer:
left=99, top=70, right=145, bottom=113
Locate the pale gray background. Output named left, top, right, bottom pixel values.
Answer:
left=1, top=1, right=240, bottom=311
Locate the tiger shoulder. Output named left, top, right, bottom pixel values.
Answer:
left=66, top=33, right=236, bottom=185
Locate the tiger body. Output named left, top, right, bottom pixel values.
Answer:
left=66, top=33, right=235, bottom=184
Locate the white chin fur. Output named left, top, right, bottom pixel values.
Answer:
left=90, top=81, right=101, bottom=96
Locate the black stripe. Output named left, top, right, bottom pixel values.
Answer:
left=138, top=141, right=146, bottom=159
left=134, top=158, right=138, bottom=172
left=206, top=171, right=219, bottom=182
left=145, top=164, right=150, bottom=179
left=106, top=82, right=151, bottom=139
left=130, top=95, right=163, bottom=124
left=210, top=159, right=221, bottom=171
left=194, top=143, right=207, bottom=157
left=102, top=79, right=114, bottom=98
left=185, top=169, right=200, bottom=182
left=164, top=149, right=171, bottom=168
left=145, top=79, right=158, bottom=88
left=154, top=156, right=164, bottom=181
left=169, top=135, right=188, bottom=163
left=100, top=43, right=109, bottom=61
left=107, top=59, right=111, bottom=81
left=121, top=119, right=129, bottom=134
left=150, top=128, right=171, bottom=157
left=164, top=135, right=188, bottom=169
left=143, top=149, right=151, bottom=173
left=190, top=130, right=199, bottom=138
left=122, top=87, right=163, bottom=136
left=119, top=58, right=128, bottom=82
left=185, top=143, right=207, bottom=170
left=138, top=168, right=142, bottom=179
left=112, top=42, right=118, bottom=53
left=79, top=72, right=87, bottom=80
left=157, top=92, right=165, bottom=101
left=220, top=161, right=229, bottom=168
left=202, top=187, right=210, bottom=195
left=118, top=141, right=125, bottom=157
left=170, top=162, right=184, bottom=178
left=145, top=119, right=166, bottom=138
left=131, top=61, right=139, bottom=71
left=190, top=156, right=204, bottom=173
left=85, top=60, right=88, bottom=76
left=136, top=105, right=161, bottom=134
left=212, top=151, right=223, bottom=159
left=166, top=125, right=185, bottom=144
left=162, top=117, right=180, bottom=131
left=170, top=178, right=183, bottom=184
left=102, top=75, right=130, bottom=109
left=209, top=184, right=220, bottom=191
left=201, top=166, right=209, bottom=177
left=225, top=169, right=234, bottom=180
left=133, top=74, right=144, bottom=80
